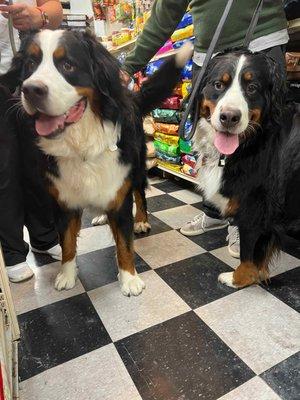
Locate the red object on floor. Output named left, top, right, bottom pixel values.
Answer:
left=0, top=364, right=4, bottom=400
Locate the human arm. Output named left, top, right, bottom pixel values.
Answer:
left=0, top=0, right=63, bottom=31
left=122, top=0, right=190, bottom=77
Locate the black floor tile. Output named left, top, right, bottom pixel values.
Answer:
left=78, top=246, right=150, bottom=291
left=134, top=214, right=173, bottom=238
left=156, top=253, right=235, bottom=309
left=261, top=352, right=300, bottom=400
left=18, top=293, right=111, bottom=381
left=116, top=312, right=254, bottom=400
left=81, top=209, right=96, bottom=229
left=147, top=194, right=185, bottom=212
left=152, top=179, right=192, bottom=193
left=281, top=235, right=300, bottom=259
left=262, top=267, right=300, bottom=312
left=191, top=201, right=205, bottom=211
left=187, top=227, right=228, bottom=251
left=27, top=251, right=57, bottom=267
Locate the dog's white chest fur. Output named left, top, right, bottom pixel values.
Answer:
left=194, top=118, right=229, bottom=214
left=39, top=108, right=129, bottom=211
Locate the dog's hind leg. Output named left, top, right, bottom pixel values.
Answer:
left=108, top=191, right=145, bottom=296
left=219, top=228, right=277, bottom=288
left=133, top=187, right=151, bottom=234
left=53, top=205, right=81, bottom=291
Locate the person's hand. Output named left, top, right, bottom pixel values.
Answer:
left=0, top=3, right=42, bottom=31
left=120, top=70, right=132, bottom=87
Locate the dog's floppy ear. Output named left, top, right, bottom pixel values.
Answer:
left=0, top=52, right=23, bottom=93
left=81, top=31, right=125, bottom=122
left=264, top=54, right=287, bottom=129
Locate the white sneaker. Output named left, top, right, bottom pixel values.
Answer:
left=227, top=225, right=240, bottom=258
left=7, top=262, right=34, bottom=283
left=31, top=244, right=62, bottom=260
left=180, top=212, right=228, bottom=236
left=92, top=215, right=108, bottom=226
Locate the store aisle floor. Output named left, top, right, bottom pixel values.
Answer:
left=11, top=176, right=300, bottom=400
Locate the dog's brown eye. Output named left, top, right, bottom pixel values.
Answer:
left=214, top=81, right=224, bottom=90
left=247, top=83, right=257, bottom=94
left=63, top=62, right=75, bottom=72
left=27, top=60, right=36, bottom=72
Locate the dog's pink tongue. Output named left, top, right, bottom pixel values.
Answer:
left=36, top=114, right=66, bottom=136
left=214, top=131, right=239, bottom=155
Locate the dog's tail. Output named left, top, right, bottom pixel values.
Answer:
left=134, top=43, right=193, bottom=116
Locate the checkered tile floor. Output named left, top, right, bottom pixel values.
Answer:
left=12, top=175, right=300, bottom=400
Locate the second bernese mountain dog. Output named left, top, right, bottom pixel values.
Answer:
left=193, top=48, right=300, bottom=288
left=0, top=29, right=192, bottom=295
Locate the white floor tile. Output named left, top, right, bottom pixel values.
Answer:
left=77, top=225, right=115, bottom=255
left=218, top=377, right=281, bottom=400
left=195, top=286, right=300, bottom=374
left=152, top=205, right=201, bottom=230
left=10, top=262, right=85, bottom=314
left=146, top=186, right=165, bottom=198
left=134, top=230, right=205, bottom=269
left=169, top=189, right=203, bottom=204
left=89, top=270, right=190, bottom=341
left=210, top=246, right=240, bottom=269
left=20, top=344, right=142, bottom=400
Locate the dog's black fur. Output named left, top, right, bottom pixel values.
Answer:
left=197, top=48, right=300, bottom=287
left=0, top=30, right=187, bottom=294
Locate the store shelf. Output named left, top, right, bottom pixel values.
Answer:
left=157, top=164, right=196, bottom=184
left=107, top=38, right=137, bottom=54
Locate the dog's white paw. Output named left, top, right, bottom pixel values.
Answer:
left=218, top=272, right=238, bottom=288
left=55, top=259, right=77, bottom=291
left=118, top=270, right=146, bottom=296
left=134, top=221, right=151, bottom=234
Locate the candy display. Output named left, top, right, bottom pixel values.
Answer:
left=182, top=81, right=192, bottom=98
left=179, top=138, right=193, bottom=154
left=157, top=160, right=182, bottom=172
left=181, top=164, right=197, bottom=177
left=181, top=59, right=193, bottom=80
left=154, top=132, right=179, bottom=146
left=145, top=59, right=164, bottom=76
left=171, top=24, right=194, bottom=42
left=181, top=154, right=197, bottom=169
left=152, top=109, right=182, bottom=124
left=156, top=39, right=174, bottom=55
left=156, top=151, right=181, bottom=164
left=173, top=36, right=195, bottom=49
left=161, top=96, right=181, bottom=110
left=154, top=140, right=180, bottom=156
left=153, top=122, right=179, bottom=135
left=176, top=12, right=193, bottom=30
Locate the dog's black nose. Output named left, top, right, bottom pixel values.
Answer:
left=220, top=109, right=241, bottom=129
left=22, top=81, right=48, bottom=102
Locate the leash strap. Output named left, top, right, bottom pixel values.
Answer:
left=8, top=0, right=17, bottom=56
left=243, top=0, right=264, bottom=48
left=179, top=0, right=264, bottom=141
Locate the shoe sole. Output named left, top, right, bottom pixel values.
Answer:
left=180, top=223, right=228, bottom=237
left=9, top=272, right=34, bottom=283
left=227, top=245, right=240, bottom=259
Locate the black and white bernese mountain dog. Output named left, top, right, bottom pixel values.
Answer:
left=193, top=48, right=300, bottom=288
left=0, top=29, right=192, bottom=295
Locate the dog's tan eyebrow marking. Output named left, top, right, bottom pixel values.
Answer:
left=53, top=46, right=66, bottom=60
left=244, top=71, right=253, bottom=81
left=27, top=42, right=41, bottom=57
left=221, top=72, right=231, bottom=83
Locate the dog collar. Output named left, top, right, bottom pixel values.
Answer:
left=218, top=154, right=227, bottom=167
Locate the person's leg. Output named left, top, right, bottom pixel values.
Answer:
left=17, top=114, right=60, bottom=258
left=180, top=63, right=228, bottom=236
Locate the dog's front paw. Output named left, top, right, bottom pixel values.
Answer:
left=118, top=271, right=146, bottom=296
left=134, top=221, right=151, bottom=234
left=55, top=260, right=77, bottom=291
left=218, top=272, right=238, bottom=288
